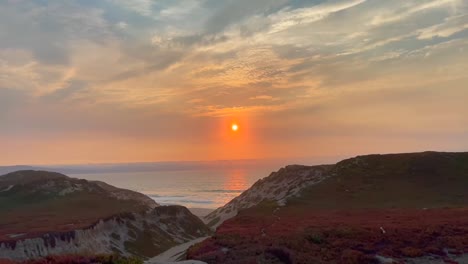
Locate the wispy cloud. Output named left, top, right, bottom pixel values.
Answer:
left=269, top=0, right=367, bottom=33
left=107, top=0, right=154, bottom=16
left=1, top=0, right=467, bottom=163
left=417, top=14, right=468, bottom=39
left=369, top=0, right=463, bottom=26
left=249, top=95, right=277, bottom=100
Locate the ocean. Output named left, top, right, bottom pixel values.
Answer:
left=70, top=166, right=277, bottom=210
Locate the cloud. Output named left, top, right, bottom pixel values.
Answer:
left=1, top=0, right=468, bottom=163
left=0, top=2, right=111, bottom=65
left=203, top=0, right=288, bottom=34
left=107, top=0, right=154, bottom=16
left=417, top=14, right=468, bottom=39
left=190, top=104, right=290, bottom=117
left=369, top=0, right=463, bottom=26
left=249, top=95, right=276, bottom=100
left=268, top=0, right=367, bottom=33
left=41, top=80, right=87, bottom=103
left=116, top=21, right=129, bottom=30
left=159, top=0, right=202, bottom=19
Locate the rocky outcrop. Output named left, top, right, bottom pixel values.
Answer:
left=0, top=206, right=211, bottom=261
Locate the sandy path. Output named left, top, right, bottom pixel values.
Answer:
left=146, top=236, right=209, bottom=264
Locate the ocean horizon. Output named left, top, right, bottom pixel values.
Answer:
left=70, top=165, right=278, bottom=209
left=0, top=157, right=340, bottom=210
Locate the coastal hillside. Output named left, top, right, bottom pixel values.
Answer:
left=204, top=165, right=333, bottom=229
left=192, top=152, right=468, bottom=263
left=0, top=171, right=211, bottom=261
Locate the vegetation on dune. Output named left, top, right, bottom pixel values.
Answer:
left=0, top=170, right=154, bottom=240
left=3, top=152, right=468, bottom=263
left=189, top=208, right=468, bottom=263
left=290, top=151, right=468, bottom=209
left=189, top=152, right=468, bottom=263
left=0, top=171, right=211, bottom=261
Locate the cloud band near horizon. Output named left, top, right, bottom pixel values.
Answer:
left=1, top=0, right=467, bottom=165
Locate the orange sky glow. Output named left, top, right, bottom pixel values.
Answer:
left=1, top=0, right=468, bottom=165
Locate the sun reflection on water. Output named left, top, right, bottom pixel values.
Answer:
left=217, top=169, right=249, bottom=206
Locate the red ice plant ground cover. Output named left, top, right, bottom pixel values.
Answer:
left=188, top=207, right=468, bottom=263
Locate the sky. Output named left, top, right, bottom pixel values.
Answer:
left=1, top=0, right=467, bottom=165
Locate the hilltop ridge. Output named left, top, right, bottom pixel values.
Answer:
left=204, top=151, right=468, bottom=228
left=0, top=170, right=211, bottom=261
left=192, top=151, right=468, bottom=263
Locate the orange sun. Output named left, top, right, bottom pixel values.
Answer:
left=231, top=123, right=239, bottom=131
